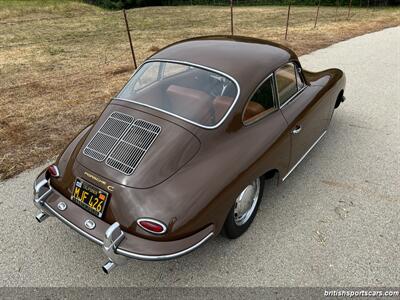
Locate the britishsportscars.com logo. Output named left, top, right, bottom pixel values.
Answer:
left=324, top=289, right=399, bottom=298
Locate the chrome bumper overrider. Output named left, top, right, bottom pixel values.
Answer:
left=33, top=179, right=213, bottom=273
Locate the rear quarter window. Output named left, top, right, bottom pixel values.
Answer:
left=275, top=63, right=298, bottom=106
left=243, top=75, right=276, bottom=123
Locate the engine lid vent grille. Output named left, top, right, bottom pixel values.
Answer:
left=83, top=112, right=134, bottom=162
left=105, top=119, right=161, bottom=175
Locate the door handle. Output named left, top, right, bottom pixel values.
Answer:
left=292, top=125, right=302, bottom=134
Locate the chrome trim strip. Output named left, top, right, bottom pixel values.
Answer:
left=113, top=59, right=241, bottom=130
left=116, top=232, right=214, bottom=261
left=282, top=130, right=327, bottom=181
left=39, top=187, right=214, bottom=260
left=137, top=218, right=167, bottom=235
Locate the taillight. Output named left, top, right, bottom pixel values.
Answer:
left=137, top=218, right=167, bottom=235
left=47, top=165, right=60, bottom=178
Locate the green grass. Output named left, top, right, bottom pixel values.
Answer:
left=0, top=1, right=399, bottom=180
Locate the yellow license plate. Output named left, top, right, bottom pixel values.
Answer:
left=71, top=178, right=109, bottom=218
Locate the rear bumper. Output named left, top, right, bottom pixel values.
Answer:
left=33, top=174, right=214, bottom=272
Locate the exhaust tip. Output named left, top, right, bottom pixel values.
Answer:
left=36, top=212, right=49, bottom=223
left=102, top=260, right=116, bottom=274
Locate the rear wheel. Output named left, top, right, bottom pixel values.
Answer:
left=224, top=177, right=265, bottom=239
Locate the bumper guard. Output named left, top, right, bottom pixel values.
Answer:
left=33, top=178, right=213, bottom=273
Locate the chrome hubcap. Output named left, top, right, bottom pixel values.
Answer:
left=234, top=178, right=260, bottom=226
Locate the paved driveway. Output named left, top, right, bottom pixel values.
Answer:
left=0, top=27, right=399, bottom=287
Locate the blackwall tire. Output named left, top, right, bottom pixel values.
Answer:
left=223, top=176, right=265, bottom=239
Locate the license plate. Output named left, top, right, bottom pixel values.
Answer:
left=71, top=178, right=109, bottom=218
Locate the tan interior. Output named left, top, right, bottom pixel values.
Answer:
left=276, top=69, right=297, bottom=103
left=166, top=84, right=213, bottom=124
left=132, top=74, right=236, bottom=126
left=243, top=101, right=265, bottom=121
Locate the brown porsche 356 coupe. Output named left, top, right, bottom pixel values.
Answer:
left=33, top=36, right=345, bottom=273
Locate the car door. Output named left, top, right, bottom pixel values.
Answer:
left=276, top=62, right=326, bottom=176
left=239, top=74, right=290, bottom=178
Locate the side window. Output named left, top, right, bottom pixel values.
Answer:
left=275, top=63, right=298, bottom=106
left=243, top=76, right=275, bottom=122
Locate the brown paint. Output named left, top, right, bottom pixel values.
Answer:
left=36, top=36, right=346, bottom=256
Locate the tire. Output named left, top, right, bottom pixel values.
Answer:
left=224, top=176, right=265, bottom=239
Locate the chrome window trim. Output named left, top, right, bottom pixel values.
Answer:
left=295, top=65, right=306, bottom=90
left=279, top=86, right=306, bottom=109
left=275, top=62, right=306, bottom=109
left=241, top=73, right=279, bottom=126
left=113, top=59, right=241, bottom=130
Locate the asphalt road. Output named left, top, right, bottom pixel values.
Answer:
left=0, top=27, right=399, bottom=287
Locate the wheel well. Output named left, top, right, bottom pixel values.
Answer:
left=263, top=169, right=278, bottom=180
left=335, top=90, right=344, bottom=108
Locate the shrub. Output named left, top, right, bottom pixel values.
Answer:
left=84, top=0, right=163, bottom=10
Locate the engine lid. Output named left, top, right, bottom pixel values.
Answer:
left=76, top=104, right=200, bottom=189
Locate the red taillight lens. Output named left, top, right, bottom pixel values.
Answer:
left=47, top=165, right=60, bottom=178
left=137, top=219, right=167, bottom=234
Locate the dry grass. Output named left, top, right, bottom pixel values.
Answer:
left=0, top=2, right=399, bottom=180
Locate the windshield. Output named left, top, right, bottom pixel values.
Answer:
left=116, top=61, right=238, bottom=128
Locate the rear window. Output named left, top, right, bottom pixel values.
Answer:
left=116, top=61, right=239, bottom=128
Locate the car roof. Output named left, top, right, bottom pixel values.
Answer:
left=149, top=35, right=298, bottom=90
